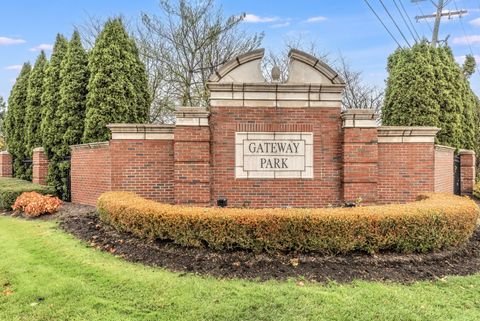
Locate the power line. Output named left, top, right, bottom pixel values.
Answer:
left=414, top=0, right=466, bottom=47
left=363, top=0, right=404, bottom=48
left=393, top=0, right=419, bottom=42
left=378, top=0, right=412, bottom=47
left=414, top=0, right=433, bottom=33
left=452, top=0, right=480, bottom=77
left=398, top=0, right=422, bottom=40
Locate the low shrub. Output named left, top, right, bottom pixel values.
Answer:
left=97, top=192, right=479, bottom=254
left=0, top=178, right=56, bottom=210
left=12, top=191, right=62, bottom=217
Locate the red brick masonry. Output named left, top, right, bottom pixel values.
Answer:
left=0, top=151, right=12, bottom=178
left=62, top=108, right=475, bottom=207
left=32, top=147, right=48, bottom=185
left=434, top=145, right=455, bottom=193
left=71, top=142, right=111, bottom=206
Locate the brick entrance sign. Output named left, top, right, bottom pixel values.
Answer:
left=16, top=48, right=472, bottom=207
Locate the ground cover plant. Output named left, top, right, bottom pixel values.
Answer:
left=97, top=192, right=479, bottom=254
left=0, top=178, right=55, bottom=210
left=2, top=215, right=480, bottom=321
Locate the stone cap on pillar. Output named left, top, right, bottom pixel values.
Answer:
left=107, top=124, right=175, bottom=140
left=175, top=107, right=210, bottom=126
left=33, top=147, right=45, bottom=152
left=341, top=109, right=378, bottom=128
left=459, top=149, right=476, bottom=155
left=0, top=151, right=10, bottom=155
left=378, top=126, right=440, bottom=143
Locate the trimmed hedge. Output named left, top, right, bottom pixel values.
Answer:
left=97, top=192, right=479, bottom=254
left=0, top=178, right=56, bottom=210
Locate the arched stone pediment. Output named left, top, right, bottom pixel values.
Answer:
left=208, top=49, right=265, bottom=83
left=287, top=49, right=345, bottom=85
left=207, top=48, right=345, bottom=108
left=207, top=48, right=344, bottom=85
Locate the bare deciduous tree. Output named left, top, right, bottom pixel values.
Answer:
left=262, top=37, right=330, bottom=83
left=138, top=0, right=264, bottom=122
left=336, top=55, right=383, bottom=115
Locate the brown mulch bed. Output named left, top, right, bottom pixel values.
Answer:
left=5, top=202, right=480, bottom=283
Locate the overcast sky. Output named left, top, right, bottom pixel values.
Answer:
left=1, top=0, right=479, bottom=100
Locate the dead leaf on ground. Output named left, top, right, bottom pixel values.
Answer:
left=2, top=289, right=14, bottom=296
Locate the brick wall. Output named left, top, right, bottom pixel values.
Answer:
left=343, top=127, right=378, bottom=204
left=71, top=142, right=111, bottom=206
left=173, top=126, right=210, bottom=206
left=210, top=107, right=343, bottom=208
left=378, top=143, right=435, bottom=203
left=32, top=147, right=48, bottom=185
left=0, top=151, right=12, bottom=178
left=434, top=145, right=454, bottom=193
left=110, top=139, right=174, bottom=203
left=460, top=150, right=476, bottom=195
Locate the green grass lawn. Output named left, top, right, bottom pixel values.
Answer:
left=1, top=216, right=480, bottom=321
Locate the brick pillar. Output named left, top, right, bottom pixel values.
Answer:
left=174, top=107, right=211, bottom=206
left=32, top=147, right=48, bottom=185
left=0, top=151, right=12, bottom=177
left=459, top=149, right=475, bottom=196
left=342, top=109, right=378, bottom=204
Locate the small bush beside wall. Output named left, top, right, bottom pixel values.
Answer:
left=97, top=192, right=479, bottom=254
left=0, top=178, right=56, bottom=210
left=12, top=191, right=62, bottom=217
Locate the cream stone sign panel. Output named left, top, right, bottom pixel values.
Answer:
left=235, top=132, right=313, bottom=179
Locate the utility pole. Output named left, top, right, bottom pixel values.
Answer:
left=431, top=0, right=444, bottom=46
left=413, top=0, right=467, bottom=47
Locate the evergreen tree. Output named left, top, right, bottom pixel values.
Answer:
left=0, top=95, right=6, bottom=137
left=41, top=34, right=68, bottom=160
left=383, top=42, right=440, bottom=128
left=83, top=18, right=150, bottom=143
left=383, top=42, right=478, bottom=151
left=462, top=54, right=476, bottom=78
left=49, top=31, right=89, bottom=199
left=25, top=51, right=48, bottom=157
left=433, top=46, right=463, bottom=148
left=4, top=63, right=31, bottom=179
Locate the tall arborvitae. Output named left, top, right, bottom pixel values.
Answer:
left=433, top=46, right=463, bottom=148
left=48, top=31, right=89, bottom=199
left=41, top=34, right=68, bottom=160
left=25, top=51, right=48, bottom=158
left=383, top=41, right=440, bottom=128
left=383, top=42, right=478, bottom=151
left=83, top=18, right=150, bottom=143
left=4, top=63, right=31, bottom=179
